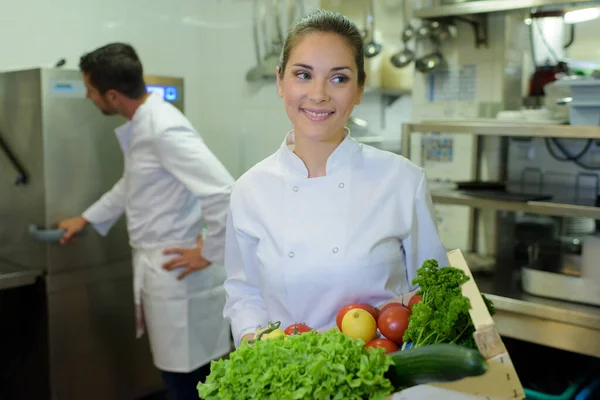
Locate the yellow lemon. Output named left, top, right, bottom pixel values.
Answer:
left=261, top=328, right=286, bottom=340
left=341, top=308, right=377, bottom=343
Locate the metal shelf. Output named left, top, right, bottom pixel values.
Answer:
left=473, top=272, right=600, bottom=358
left=414, top=0, right=598, bottom=18
left=431, top=190, right=600, bottom=219
left=0, top=261, right=43, bottom=291
left=407, top=120, right=600, bottom=139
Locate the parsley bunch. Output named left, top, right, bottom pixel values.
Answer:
left=402, top=259, right=495, bottom=350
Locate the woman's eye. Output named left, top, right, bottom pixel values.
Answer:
left=296, top=71, right=311, bottom=80
left=332, top=75, right=349, bottom=84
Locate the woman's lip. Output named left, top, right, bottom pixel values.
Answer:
left=301, top=108, right=334, bottom=121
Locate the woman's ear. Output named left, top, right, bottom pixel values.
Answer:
left=356, top=74, right=367, bottom=105
left=276, top=66, right=283, bottom=98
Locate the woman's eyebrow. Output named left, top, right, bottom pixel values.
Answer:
left=292, top=63, right=353, bottom=72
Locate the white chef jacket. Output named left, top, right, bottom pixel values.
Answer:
left=223, top=129, right=448, bottom=346
left=83, top=92, right=234, bottom=261
left=81, top=92, right=235, bottom=372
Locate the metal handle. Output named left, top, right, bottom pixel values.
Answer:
left=556, top=97, right=573, bottom=106
left=28, top=224, right=87, bottom=243
left=0, top=130, right=28, bottom=185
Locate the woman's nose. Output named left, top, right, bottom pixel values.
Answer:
left=308, top=80, right=329, bottom=103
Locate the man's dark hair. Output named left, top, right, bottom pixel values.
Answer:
left=79, top=43, right=147, bottom=99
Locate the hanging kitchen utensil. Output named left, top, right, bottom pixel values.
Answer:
left=390, top=0, right=415, bottom=69
left=260, top=0, right=283, bottom=78
left=402, top=26, right=415, bottom=43
left=245, top=0, right=279, bottom=81
left=390, top=9, right=417, bottom=70
left=417, top=21, right=432, bottom=40
left=431, top=22, right=452, bottom=43
left=246, top=0, right=267, bottom=82
left=272, top=0, right=284, bottom=51
left=390, top=49, right=414, bottom=68
left=363, top=0, right=382, bottom=58
left=286, top=0, right=296, bottom=30
left=286, top=0, right=305, bottom=28
left=415, top=37, right=447, bottom=74
left=296, top=0, right=305, bottom=20
left=399, top=0, right=415, bottom=43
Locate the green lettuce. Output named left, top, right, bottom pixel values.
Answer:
left=197, top=329, right=394, bottom=400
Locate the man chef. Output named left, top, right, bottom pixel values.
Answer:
left=58, top=42, right=234, bottom=400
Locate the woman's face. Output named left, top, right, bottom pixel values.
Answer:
left=277, top=32, right=364, bottom=144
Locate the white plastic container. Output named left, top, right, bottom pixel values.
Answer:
left=570, top=103, right=600, bottom=126
left=553, top=78, right=600, bottom=125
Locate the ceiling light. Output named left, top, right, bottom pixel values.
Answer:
left=564, top=7, right=600, bottom=24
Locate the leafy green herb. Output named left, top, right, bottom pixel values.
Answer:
left=197, top=329, right=395, bottom=400
left=402, top=259, right=495, bottom=350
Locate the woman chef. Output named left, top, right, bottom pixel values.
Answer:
left=58, top=43, right=234, bottom=400
left=223, top=10, right=448, bottom=346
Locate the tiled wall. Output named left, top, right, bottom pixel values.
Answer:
left=0, top=0, right=417, bottom=179
left=3, top=0, right=599, bottom=253
left=0, top=0, right=312, bottom=178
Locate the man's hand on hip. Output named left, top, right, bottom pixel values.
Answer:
left=162, top=239, right=211, bottom=280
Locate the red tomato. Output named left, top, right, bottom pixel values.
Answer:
left=336, top=304, right=378, bottom=331
left=377, top=305, right=411, bottom=345
left=284, top=323, right=313, bottom=335
left=365, top=338, right=399, bottom=354
left=407, top=295, right=422, bottom=311
left=379, top=302, right=404, bottom=315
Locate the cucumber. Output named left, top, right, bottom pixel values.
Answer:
left=385, top=343, right=488, bottom=389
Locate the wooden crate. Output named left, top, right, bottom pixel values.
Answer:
left=389, top=249, right=525, bottom=400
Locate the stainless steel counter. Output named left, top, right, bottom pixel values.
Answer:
left=474, top=272, right=600, bottom=358
left=0, top=260, right=44, bottom=290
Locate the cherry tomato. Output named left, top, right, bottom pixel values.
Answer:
left=407, top=295, right=422, bottom=311
left=336, top=304, right=378, bottom=331
left=284, top=323, right=313, bottom=335
left=379, top=302, right=404, bottom=315
left=365, top=338, right=399, bottom=354
left=377, top=305, right=411, bottom=345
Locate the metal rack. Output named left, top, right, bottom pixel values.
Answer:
left=401, top=120, right=600, bottom=358
left=413, top=0, right=600, bottom=19
left=413, top=0, right=600, bottom=48
left=402, top=120, right=600, bottom=220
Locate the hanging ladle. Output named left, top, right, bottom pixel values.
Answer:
left=415, top=37, right=447, bottom=74
left=390, top=25, right=416, bottom=68
left=363, top=0, right=381, bottom=58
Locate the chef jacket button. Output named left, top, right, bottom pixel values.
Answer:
left=338, top=183, right=345, bottom=188
left=288, top=252, right=295, bottom=258
left=293, top=186, right=299, bottom=192
left=332, top=247, right=339, bottom=253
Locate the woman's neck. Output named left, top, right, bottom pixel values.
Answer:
left=293, top=129, right=346, bottom=178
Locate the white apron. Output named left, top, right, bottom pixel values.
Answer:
left=82, top=94, right=235, bottom=371
left=133, top=242, right=231, bottom=373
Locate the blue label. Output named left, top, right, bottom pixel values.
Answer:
left=165, top=87, right=177, bottom=101
left=50, top=79, right=87, bottom=98
left=147, top=85, right=178, bottom=101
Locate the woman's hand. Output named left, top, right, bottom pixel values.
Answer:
left=241, top=333, right=255, bottom=343
left=376, top=289, right=420, bottom=311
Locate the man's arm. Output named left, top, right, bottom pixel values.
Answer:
left=155, top=127, right=234, bottom=264
left=82, top=177, right=127, bottom=235
left=59, top=177, right=127, bottom=243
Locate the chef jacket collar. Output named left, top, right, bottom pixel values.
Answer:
left=280, top=126, right=361, bottom=178
left=114, top=92, right=162, bottom=152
